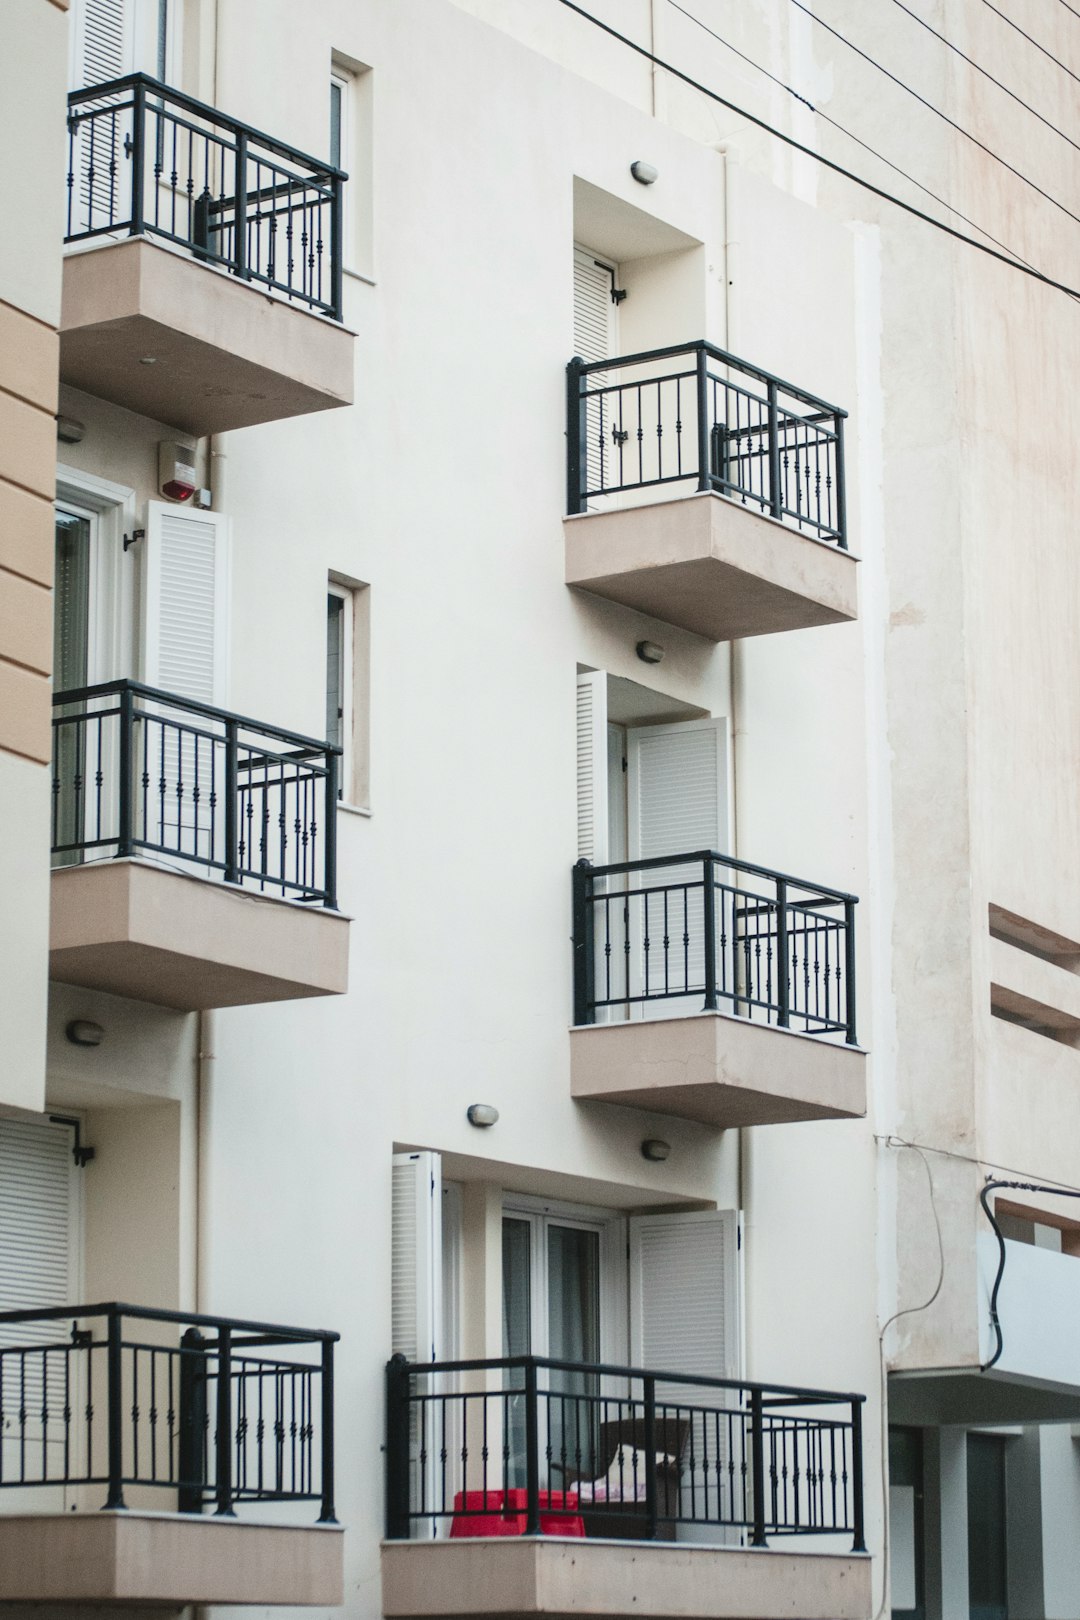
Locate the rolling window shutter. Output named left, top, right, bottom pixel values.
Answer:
left=0, top=1118, right=78, bottom=1420
left=391, top=1151, right=442, bottom=1363
left=629, top=1210, right=739, bottom=1386
left=143, top=503, right=229, bottom=706
left=576, top=671, right=609, bottom=865
left=627, top=718, right=730, bottom=862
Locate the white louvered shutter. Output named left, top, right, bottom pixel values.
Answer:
left=576, top=671, right=608, bottom=865
left=142, top=504, right=229, bottom=862
left=574, top=246, right=617, bottom=503
left=629, top=1210, right=740, bottom=1543
left=391, top=1152, right=442, bottom=1365
left=69, top=0, right=137, bottom=236
left=626, top=718, right=730, bottom=1012
left=0, top=1118, right=79, bottom=1455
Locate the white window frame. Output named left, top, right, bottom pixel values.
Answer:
left=55, top=466, right=137, bottom=687
left=326, top=580, right=353, bottom=790
left=501, top=1194, right=627, bottom=1366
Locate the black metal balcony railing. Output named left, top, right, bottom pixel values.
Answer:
left=385, top=1354, right=865, bottom=1550
left=572, top=851, right=857, bottom=1043
left=566, top=341, right=847, bottom=547
left=52, top=681, right=339, bottom=908
left=66, top=74, right=345, bottom=321
left=0, top=1303, right=337, bottom=1520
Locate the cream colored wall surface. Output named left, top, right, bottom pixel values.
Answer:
left=0, top=0, right=67, bottom=325
left=0, top=756, right=50, bottom=1111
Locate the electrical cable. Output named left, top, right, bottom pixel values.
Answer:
left=978, top=1177, right=1080, bottom=1369
left=875, top=1132, right=1080, bottom=1197
left=555, top=0, right=1080, bottom=300
left=668, top=1, right=1041, bottom=273
left=1057, top=0, right=1080, bottom=23
left=788, top=0, right=1080, bottom=231
left=887, top=0, right=1080, bottom=154
left=981, top=0, right=1080, bottom=86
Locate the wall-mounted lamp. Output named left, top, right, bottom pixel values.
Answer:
left=641, top=1138, right=671, bottom=1162
left=65, top=1020, right=104, bottom=1048
left=467, top=1103, right=499, bottom=1129
left=56, top=415, right=86, bottom=445
left=636, top=640, right=665, bottom=665
left=630, top=160, right=658, bottom=186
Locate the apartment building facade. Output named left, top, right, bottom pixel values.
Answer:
left=0, top=1, right=1076, bottom=1618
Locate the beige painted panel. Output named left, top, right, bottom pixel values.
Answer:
left=0, top=301, right=59, bottom=414
left=989, top=935, right=1080, bottom=1032
left=381, top=1538, right=871, bottom=1620
left=0, top=393, right=56, bottom=501
left=0, top=1512, right=343, bottom=1605
left=0, top=660, right=51, bottom=765
left=0, top=751, right=49, bottom=1111
left=571, top=1012, right=866, bottom=1127
left=0, top=482, right=53, bottom=588
left=564, top=493, right=858, bottom=641
left=61, top=239, right=355, bottom=434
left=0, top=570, right=51, bottom=677
left=50, top=858, right=350, bottom=1009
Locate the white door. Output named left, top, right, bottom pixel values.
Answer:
left=141, top=503, right=229, bottom=868
left=573, top=246, right=619, bottom=506
left=625, top=717, right=731, bottom=1016
left=0, top=1118, right=81, bottom=1506
left=629, top=1209, right=741, bottom=1543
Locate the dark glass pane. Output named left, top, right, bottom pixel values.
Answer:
left=968, top=1433, right=1007, bottom=1620
left=889, top=1428, right=924, bottom=1620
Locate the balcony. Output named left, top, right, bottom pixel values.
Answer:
left=0, top=1303, right=342, bottom=1606
left=61, top=75, right=354, bottom=433
left=381, top=1354, right=870, bottom=1620
left=570, top=852, right=865, bottom=1127
left=564, top=343, right=858, bottom=641
left=49, top=681, right=349, bottom=1009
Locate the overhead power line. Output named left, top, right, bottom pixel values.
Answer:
left=554, top=0, right=1080, bottom=301
left=788, top=0, right=1080, bottom=231
left=981, top=0, right=1080, bottom=85
left=668, top=0, right=1040, bottom=274
left=888, top=0, right=1080, bottom=154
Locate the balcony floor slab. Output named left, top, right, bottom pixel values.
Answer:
left=570, top=1011, right=866, bottom=1128
left=50, top=857, right=349, bottom=1009
left=565, top=492, right=858, bottom=642
left=61, top=238, right=354, bottom=433
left=0, top=1511, right=343, bottom=1606
left=382, top=1537, right=870, bottom=1620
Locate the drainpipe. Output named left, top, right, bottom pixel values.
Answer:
left=195, top=1009, right=216, bottom=1316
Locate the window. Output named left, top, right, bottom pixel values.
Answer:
left=889, top=1428, right=924, bottom=1620
left=329, top=72, right=347, bottom=171
left=326, top=575, right=370, bottom=808
left=329, top=54, right=374, bottom=278
left=967, top=1434, right=1007, bottom=1620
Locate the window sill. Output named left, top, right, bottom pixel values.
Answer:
left=337, top=800, right=372, bottom=818
left=344, top=267, right=376, bottom=287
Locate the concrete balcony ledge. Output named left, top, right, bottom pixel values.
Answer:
left=61, top=237, right=355, bottom=434
left=0, top=1512, right=344, bottom=1606
left=50, top=857, right=350, bottom=1009
left=565, top=492, right=858, bottom=642
left=381, top=1537, right=870, bottom=1620
left=570, top=1012, right=866, bottom=1128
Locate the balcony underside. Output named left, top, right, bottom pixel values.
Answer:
left=889, top=1368, right=1080, bottom=1428
left=570, top=1011, right=866, bottom=1128
left=50, top=858, right=349, bottom=1009
left=0, top=1512, right=343, bottom=1606
left=60, top=238, right=354, bottom=433
left=565, top=492, right=858, bottom=642
left=382, top=1539, right=870, bottom=1620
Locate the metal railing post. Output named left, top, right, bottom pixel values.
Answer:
left=850, top=1398, right=866, bottom=1553
left=330, top=176, right=344, bottom=321
left=749, top=1388, right=767, bottom=1547
left=572, top=860, right=595, bottom=1025
left=695, top=344, right=710, bottom=492
left=775, top=878, right=790, bottom=1029
left=323, top=751, right=339, bottom=909
left=116, top=684, right=135, bottom=857
left=128, top=79, right=146, bottom=237
left=702, top=855, right=719, bottom=1011
left=844, top=899, right=858, bottom=1046
left=834, top=413, right=848, bottom=550
left=385, top=1355, right=412, bottom=1540
left=766, top=380, right=782, bottom=520
left=566, top=357, right=586, bottom=515
left=318, top=1339, right=337, bottom=1523
left=104, top=1308, right=126, bottom=1509
left=233, top=128, right=248, bottom=281
left=523, top=1358, right=541, bottom=1535
left=214, top=1324, right=235, bottom=1516
left=642, top=1375, right=659, bottom=1540
left=223, top=719, right=239, bottom=885
left=178, top=1326, right=208, bottom=1513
